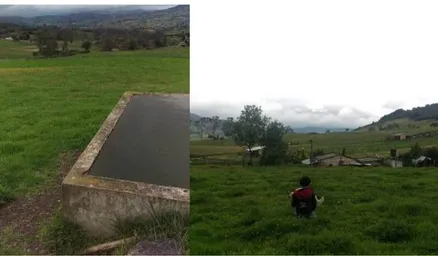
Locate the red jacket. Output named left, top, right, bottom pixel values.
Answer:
left=291, top=187, right=317, bottom=214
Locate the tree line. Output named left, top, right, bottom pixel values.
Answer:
left=0, top=23, right=189, bottom=58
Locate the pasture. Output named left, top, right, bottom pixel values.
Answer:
left=190, top=127, right=438, bottom=159
left=190, top=165, right=438, bottom=254
left=0, top=45, right=189, bottom=254
left=190, top=123, right=438, bottom=254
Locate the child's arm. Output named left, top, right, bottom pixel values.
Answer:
left=315, top=195, right=325, bottom=205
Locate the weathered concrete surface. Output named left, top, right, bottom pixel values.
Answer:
left=61, top=92, right=190, bottom=237
left=62, top=182, right=189, bottom=237
left=89, top=94, right=189, bottom=189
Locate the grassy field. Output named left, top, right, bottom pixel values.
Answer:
left=191, top=127, right=438, bottom=158
left=190, top=165, right=438, bottom=254
left=0, top=44, right=189, bottom=254
left=0, top=46, right=189, bottom=199
left=0, top=40, right=88, bottom=60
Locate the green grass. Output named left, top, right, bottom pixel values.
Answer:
left=191, top=128, right=438, bottom=158
left=40, top=208, right=189, bottom=255
left=0, top=40, right=37, bottom=59
left=190, top=165, right=438, bottom=254
left=0, top=45, right=188, bottom=253
left=0, top=46, right=189, bottom=200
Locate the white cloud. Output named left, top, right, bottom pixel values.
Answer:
left=191, top=0, right=438, bottom=128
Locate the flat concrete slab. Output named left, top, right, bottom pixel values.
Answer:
left=89, top=94, right=189, bottom=189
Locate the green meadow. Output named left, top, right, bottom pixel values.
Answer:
left=189, top=116, right=438, bottom=254
left=0, top=44, right=189, bottom=254
left=190, top=165, right=438, bottom=255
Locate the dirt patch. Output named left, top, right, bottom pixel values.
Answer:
left=0, top=151, right=81, bottom=254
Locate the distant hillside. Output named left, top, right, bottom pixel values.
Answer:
left=379, top=103, right=438, bottom=123
left=0, top=5, right=189, bottom=34
left=190, top=113, right=202, bottom=122
left=293, top=127, right=351, bottom=134
left=355, top=103, right=438, bottom=132
left=190, top=113, right=351, bottom=135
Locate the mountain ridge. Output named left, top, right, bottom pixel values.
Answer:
left=0, top=5, right=189, bottom=33
left=355, top=103, right=438, bottom=131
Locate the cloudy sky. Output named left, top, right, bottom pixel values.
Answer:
left=0, top=5, right=172, bottom=17
left=191, top=1, right=438, bottom=128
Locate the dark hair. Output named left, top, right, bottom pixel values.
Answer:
left=300, top=176, right=311, bottom=187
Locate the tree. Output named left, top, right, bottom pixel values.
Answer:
left=211, top=116, right=220, bottom=136
left=81, top=40, right=92, bottom=53
left=181, top=33, right=190, bottom=46
left=233, top=105, right=270, bottom=165
left=99, top=34, right=115, bottom=52
left=11, top=34, right=19, bottom=42
left=222, top=117, right=235, bottom=137
left=35, top=29, right=58, bottom=57
left=285, top=126, right=294, bottom=133
left=59, top=28, right=73, bottom=53
left=127, top=38, right=138, bottom=50
left=194, top=120, right=202, bottom=139
left=260, top=121, right=288, bottom=165
left=194, top=117, right=209, bottom=140
left=409, top=143, right=423, bottom=159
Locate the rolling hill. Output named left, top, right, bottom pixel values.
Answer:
left=0, top=5, right=189, bottom=33
left=356, top=103, right=438, bottom=132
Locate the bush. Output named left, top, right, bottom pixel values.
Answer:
left=81, top=40, right=91, bottom=52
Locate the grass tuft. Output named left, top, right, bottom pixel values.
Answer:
left=40, top=213, right=93, bottom=255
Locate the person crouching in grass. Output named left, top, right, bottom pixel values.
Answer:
left=289, top=176, right=323, bottom=218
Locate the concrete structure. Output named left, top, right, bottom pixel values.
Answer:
left=302, top=153, right=362, bottom=167
left=243, top=146, right=265, bottom=160
left=393, top=133, right=407, bottom=140
left=386, top=159, right=403, bottom=168
left=62, top=92, right=190, bottom=237
left=357, top=157, right=382, bottom=166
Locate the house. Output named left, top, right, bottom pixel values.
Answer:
left=412, top=156, right=432, bottom=167
left=302, top=153, right=363, bottom=167
left=357, top=157, right=382, bottom=166
left=245, top=146, right=265, bottom=157
left=385, top=159, right=403, bottom=168
left=393, top=133, right=407, bottom=140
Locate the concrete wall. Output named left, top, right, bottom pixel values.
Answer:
left=62, top=182, right=189, bottom=237
left=386, top=159, right=403, bottom=168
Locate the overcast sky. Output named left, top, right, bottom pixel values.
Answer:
left=191, top=1, right=438, bottom=128
left=0, top=5, right=172, bottom=17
